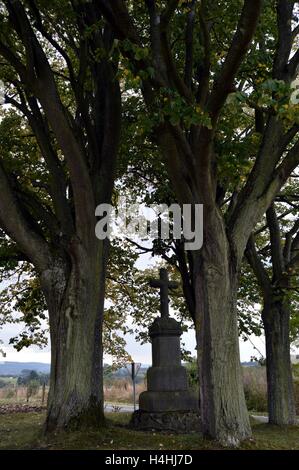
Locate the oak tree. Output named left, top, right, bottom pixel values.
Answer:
left=98, top=0, right=299, bottom=444
left=246, top=181, right=299, bottom=425
left=0, top=0, right=120, bottom=431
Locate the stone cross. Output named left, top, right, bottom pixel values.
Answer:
left=149, top=268, right=179, bottom=318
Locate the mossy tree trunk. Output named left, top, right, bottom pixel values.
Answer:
left=262, top=299, right=296, bottom=425
left=246, top=203, right=298, bottom=426
left=42, top=240, right=108, bottom=431
left=192, top=208, right=251, bottom=445
left=97, top=0, right=299, bottom=445
left=0, top=1, right=121, bottom=432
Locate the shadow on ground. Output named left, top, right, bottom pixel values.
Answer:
left=0, top=411, right=299, bottom=450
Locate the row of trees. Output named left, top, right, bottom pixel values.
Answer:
left=17, top=369, right=49, bottom=386
left=0, top=0, right=298, bottom=446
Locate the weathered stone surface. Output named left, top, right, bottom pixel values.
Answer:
left=149, top=268, right=179, bottom=319
left=147, top=366, right=188, bottom=391
left=131, top=410, right=201, bottom=434
left=149, top=316, right=182, bottom=337
left=139, top=390, right=199, bottom=412
left=133, top=268, right=200, bottom=433
left=137, top=316, right=199, bottom=419
left=139, top=315, right=199, bottom=414
left=151, top=336, right=182, bottom=366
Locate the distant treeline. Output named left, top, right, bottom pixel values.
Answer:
left=0, top=369, right=50, bottom=388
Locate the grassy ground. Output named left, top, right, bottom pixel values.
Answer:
left=0, top=412, right=299, bottom=450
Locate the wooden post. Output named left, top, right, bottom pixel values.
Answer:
left=41, top=382, right=46, bottom=406
left=132, top=362, right=136, bottom=412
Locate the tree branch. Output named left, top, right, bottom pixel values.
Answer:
left=245, top=235, right=272, bottom=298
left=290, top=229, right=299, bottom=261
left=196, top=1, right=211, bottom=106
left=0, top=159, right=52, bottom=271
left=97, top=0, right=141, bottom=42
left=208, top=0, right=262, bottom=124
left=0, top=41, right=28, bottom=81
left=266, top=204, right=285, bottom=281
left=5, top=93, right=74, bottom=237
left=26, top=0, right=76, bottom=82
left=145, top=0, right=169, bottom=86
left=284, top=218, right=299, bottom=263
left=255, top=207, right=296, bottom=236
left=161, top=0, right=180, bottom=29
left=273, top=0, right=294, bottom=80
left=174, top=240, right=195, bottom=321
left=287, top=48, right=299, bottom=81
left=291, top=23, right=299, bottom=43
left=3, top=0, right=95, bottom=246
left=228, top=118, right=299, bottom=261
left=184, top=0, right=196, bottom=90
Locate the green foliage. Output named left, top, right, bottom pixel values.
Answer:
left=0, top=263, right=48, bottom=351
left=249, top=179, right=299, bottom=345
left=244, top=387, right=268, bottom=413
left=26, top=380, right=40, bottom=400
left=185, top=359, right=199, bottom=391
left=238, top=262, right=263, bottom=340
left=105, top=252, right=193, bottom=359
left=113, top=0, right=299, bottom=356
left=151, top=88, right=212, bottom=129
left=17, top=370, right=49, bottom=386
left=0, top=0, right=298, bottom=384
left=0, top=378, right=10, bottom=388
left=243, top=366, right=268, bottom=412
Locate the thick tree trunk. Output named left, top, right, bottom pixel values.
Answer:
left=40, top=240, right=108, bottom=432
left=193, top=208, right=251, bottom=446
left=262, top=300, right=296, bottom=425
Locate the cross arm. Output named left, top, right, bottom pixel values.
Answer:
left=149, top=279, right=163, bottom=288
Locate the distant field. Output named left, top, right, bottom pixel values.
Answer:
left=0, top=375, right=146, bottom=407
left=0, top=385, right=48, bottom=405
left=0, top=365, right=299, bottom=414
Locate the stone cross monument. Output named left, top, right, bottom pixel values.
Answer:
left=132, top=268, right=200, bottom=432
left=149, top=268, right=179, bottom=318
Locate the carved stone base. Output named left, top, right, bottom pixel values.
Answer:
left=139, top=389, right=199, bottom=412
left=131, top=410, right=201, bottom=434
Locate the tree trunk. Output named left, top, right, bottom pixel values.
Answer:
left=262, top=299, right=296, bottom=425
left=40, top=240, right=108, bottom=432
left=193, top=208, right=251, bottom=446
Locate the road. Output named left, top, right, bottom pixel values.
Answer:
left=251, top=414, right=299, bottom=424
left=104, top=405, right=299, bottom=424
left=105, top=402, right=137, bottom=413
left=105, top=403, right=269, bottom=422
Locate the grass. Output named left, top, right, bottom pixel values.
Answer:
left=0, top=412, right=299, bottom=450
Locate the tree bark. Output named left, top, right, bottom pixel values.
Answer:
left=246, top=225, right=297, bottom=427
left=262, top=299, right=296, bottom=425
left=192, top=208, right=251, bottom=446
left=0, top=0, right=122, bottom=434
left=40, top=239, right=108, bottom=431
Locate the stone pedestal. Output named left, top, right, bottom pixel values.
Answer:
left=132, top=316, right=200, bottom=433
